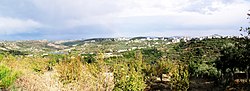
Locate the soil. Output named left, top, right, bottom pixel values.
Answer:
left=146, top=78, right=250, bottom=91
left=146, top=78, right=224, bottom=91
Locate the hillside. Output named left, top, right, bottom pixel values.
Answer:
left=0, top=36, right=249, bottom=91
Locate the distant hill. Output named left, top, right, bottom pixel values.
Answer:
left=61, top=38, right=115, bottom=46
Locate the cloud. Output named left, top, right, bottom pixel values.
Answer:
left=180, top=0, right=239, bottom=14
left=0, top=16, right=42, bottom=35
left=0, top=0, right=250, bottom=40
left=111, top=0, right=250, bottom=30
left=29, top=0, right=250, bottom=26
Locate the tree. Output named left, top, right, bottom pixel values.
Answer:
left=216, top=44, right=244, bottom=84
left=151, top=59, right=171, bottom=82
left=216, top=11, right=250, bottom=85
left=141, top=48, right=162, bottom=64
left=240, top=11, right=250, bottom=36
left=240, top=11, right=250, bottom=83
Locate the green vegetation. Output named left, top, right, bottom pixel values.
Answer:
left=1, top=36, right=250, bottom=90
left=1, top=37, right=250, bottom=90
left=170, top=62, right=189, bottom=91
left=0, top=64, right=20, bottom=89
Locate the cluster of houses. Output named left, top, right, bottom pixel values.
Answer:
left=115, top=34, right=240, bottom=43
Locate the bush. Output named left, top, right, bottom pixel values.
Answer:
left=122, top=51, right=136, bottom=59
left=113, top=62, right=146, bottom=91
left=189, top=61, right=220, bottom=79
left=170, top=62, right=189, bottom=91
left=56, top=57, right=83, bottom=84
left=0, top=64, right=20, bottom=89
left=0, top=54, right=4, bottom=60
left=55, top=55, right=114, bottom=90
left=151, top=59, right=172, bottom=82
left=83, top=54, right=96, bottom=63
left=113, top=52, right=146, bottom=91
left=142, top=48, right=162, bottom=64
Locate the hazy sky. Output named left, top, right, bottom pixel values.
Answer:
left=0, top=0, right=250, bottom=40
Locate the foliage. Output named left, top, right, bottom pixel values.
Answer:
left=54, top=53, right=115, bottom=90
left=216, top=37, right=250, bottom=85
left=151, top=59, right=172, bottom=82
left=141, top=48, right=162, bottom=64
left=122, top=50, right=136, bottom=59
left=30, top=59, right=48, bottom=73
left=240, top=12, right=250, bottom=35
left=2, top=36, right=249, bottom=90
left=170, top=62, right=189, bottom=91
left=0, top=54, right=3, bottom=60
left=189, top=62, right=219, bottom=79
left=113, top=52, right=147, bottom=91
left=0, top=64, right=20, bottom=89
left=113, top=62, right=146, bottom=91
left=82, top=54, right=96, bottom=63
left=56, top=56, right=83, bottom=84
left=175, top=38, right=237, bottom=79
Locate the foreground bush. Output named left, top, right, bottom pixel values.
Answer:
left=0, top=64, right=20, bottom=89
left=56, top=55, right=114, bottom=91
left=113, top=62, right=146, bottom=91
left=170, top=62, right=189, bottom=91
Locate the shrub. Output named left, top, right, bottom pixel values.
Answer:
left=0, top=54, right=4, bottom=60
left=55, top=54, right=115, bottom=90
left=113, top=62, right=146, bottom=91
left=83, top=54, right=96, bottom=63
left=56, top=56, right=83, bottom=84
left=83, top=62, right=114, bottom=90
left=170, top=62, right=189, bottom=91
left=142, top=48, right=163, bottom=64
left=151, top=59, right=172, bottom=82
left=0, top=64, right=20, bottom=89
left=113, top=52, right=146, bottom=91
left=189, top=61, right=220, bottom=79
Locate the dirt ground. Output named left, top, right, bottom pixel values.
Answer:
left=146, top=78, right=250, bottom=91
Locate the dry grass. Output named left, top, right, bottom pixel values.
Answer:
left=15, top=70, right=62, bottom=91
left=54, top=56, right=114, bottom=91
left=0, top=55, right=115, bottom=91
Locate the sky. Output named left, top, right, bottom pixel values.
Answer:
left=0, top=0, right=250, bottom=40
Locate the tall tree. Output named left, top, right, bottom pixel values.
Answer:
left=240, top=11, right=250, bottom=35
left=239, top=11, right=250, bottom=83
